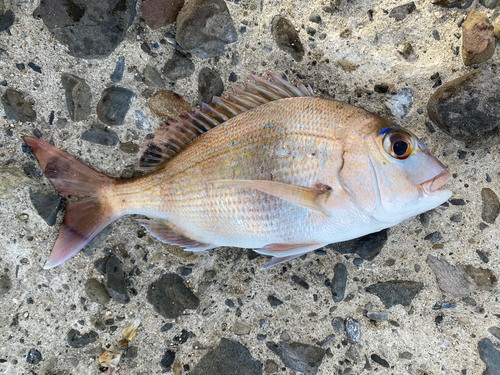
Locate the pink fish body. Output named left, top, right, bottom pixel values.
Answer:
left=24, top=72, right=451, bottom=269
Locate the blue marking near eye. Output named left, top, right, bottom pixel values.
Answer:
left=379, top=127, right=392, bottom=136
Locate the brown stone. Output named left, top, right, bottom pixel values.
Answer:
left=148, top=90, right=192, bottom=120
left=461, top=10, right=495, bottom=66
left=140, top=0, right=184, bottom=29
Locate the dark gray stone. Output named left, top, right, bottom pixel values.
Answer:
left=424, top=231, right=443, bottom=242
left=268, top=295, right=283, bottom=308
left=82, top=225, right=113, bottom=256
left=147, top=273, right=199, bottom=319
left=33, top=0, right=137, bottom=59
left=427, top=68, right=500, bottom=147
left=479, top=0, right=499, bottom=9
left=110, top=56, right=125, bottom=82
left=191, top=338, right=262, bottom=375
left=308, top=10, right=321, bottom=24
left=331, top=317, right=345, bottom=333
left=97, top=86, right=136, bottom=125
left=160, top=350, right=175, bottom=370
left=163, top=50, right=195, bottom=81
left=488, top=327, right=500, bottom=340
left=291, top=275, right=309, bottom=289
left=0, top=274, right=12, bottom=297
left=266, top=341, right=326, bottom=375
left=198, top=67, right=224, bottom=104
left=143, top=65, right=165, bottom=88
left=389, top=2, right=416, bottom=21
left=1, top=88, right=36, bottom=122
left=272, top=16, right=304, bottom=62
left=85, top=278, right=111, bottom=305
left=105, top=254, right=129, bottom=304
left=61, top=73, right=92, bottom=122
left=371, top=354, right=390, bottom=368
left=481, top=188, right=499, bottom=224
left=478, top=338, right=500, bottom=375
left=67, top=329, right=98, bottom=348
left=29, top=193, right=62, bottom=226
left=330, top=263, right=348, bottom=302
left=26, top=348, right=42, bottom=365
left=325, top=229, right=387, bottom=261
left=0, top=10, right=14, bottom=32
left=366, top=311, right=388, bottom=321
left=345, top=318, right=360, bottom=343
left=80, top=127, right=119, bottom=146
left=366, top=280, right=423, bottom=308
left=176, top=0, right=237, bottom=59
left=346, top=345, right=360, bottom=363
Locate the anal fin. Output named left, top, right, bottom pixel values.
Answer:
left=139, top=219, right=214, bottom=252
left=254, top=242, right=328, bottom=269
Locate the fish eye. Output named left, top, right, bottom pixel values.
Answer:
left=383, top=130, right=413, bottom=160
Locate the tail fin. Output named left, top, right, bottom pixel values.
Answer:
left=23, top=136, right=120, bottom=268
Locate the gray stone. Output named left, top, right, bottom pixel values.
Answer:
left=488, top=327, right=500, bottom=340
left=268, top=295, right=283, bottom=308
left=433, top=0, right=473, bottom=8
left=143, top=65, right=165, bottom=88
left=308, top=11, right=321, bottom=24
left=26, top=348, right=42, bottom=365
left=97, top=86, right=136, bottom=125
left=331, top=317, right=345, bottom=333
left=345, top=318, right=360, bottom=343
left=191, top=338, right=262, bottom=375
left=84, top=278, right=111, bottom=305
left=82, top=225, right=113, bottom=257
left=1, top=88, right=36, bottom=122
left=163, top=50, right=195, bottom=81
left=80, top=127, right=119, bottom=146
left=110, top=56, right=125, bottom=82
left=0, top=274, right=12, bottom=297
left=147, top=273, right=199, bottom=319
left=478, top=338, right=500, bottom=375
left=0, top=10, right=14, bottom=32
left=424, top=231, right=443, bottom=242
left=266, top=341, right=326, bottom=375
left=160, top=350, right=175, bottom=370
left=61, top=73, right=92, bottom=122
left=264, top=359, right=279, bottom=374
left=389, top=2, right=416, bottom=21
left=366, top=311, right=388, bottom=321
left=233, top=321, right=251, bottom=335
left=105, top=254, right=129, bottom=304
left=479, top=0, right=499, bottom=8
left=319, top=334, right=336, bottom=347
left=29, top=193, right=62, bottom=226
left=366, top=280, right=423, bottom=308
left=346, top=345, right=360, bottom=363
left=176, top=0, right=237, bottom=59
left=330, top=263, right=348, bottom=303
left=66, top=329, right=98, bottom=348
left=271, top=16, right=304, bottom=62
left=33, top=0, right=137, bottom=59
left=481, top=188, right=499, bottom=224
left=198, top=67, right=224, bottom=104
left=427, top=68, right=500, bottom=147
left=326, top=229, right=387, bottom=261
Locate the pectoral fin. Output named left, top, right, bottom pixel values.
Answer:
left=213, top=180, right=331, bottom=215
left=253, top=242, right=329, bottom=269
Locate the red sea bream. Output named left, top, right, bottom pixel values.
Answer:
left=23, top=72, right=452, bottom=269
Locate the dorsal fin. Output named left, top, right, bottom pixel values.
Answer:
left=137, top=71, right=314, bottom=171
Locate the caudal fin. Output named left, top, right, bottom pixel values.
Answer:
left=23, top=136, right=119, bottom=268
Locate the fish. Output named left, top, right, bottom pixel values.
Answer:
left=23, top=71, right=452, bottom=269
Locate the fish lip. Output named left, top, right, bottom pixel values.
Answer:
left=421, top=169, right=452, bottom=195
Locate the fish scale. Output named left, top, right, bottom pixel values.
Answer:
left=23, top=72, right=451, bottom=268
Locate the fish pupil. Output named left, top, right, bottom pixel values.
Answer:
left=393, top=140, right=408, bottom=156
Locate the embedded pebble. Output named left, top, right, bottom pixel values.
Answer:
left=33, top=0, right=137, bottom=58
left=427, top=68, right=500, bottom=146
left=331, top=317, right=345, bottom=333
left=462, top=10, right=495, bottom=66
left=141, top=0, right=184, bottom=29
left=371, top=354, right=390, bottom=368
left=478, top=338, right=500, bottom=375
left=0, top=274, right=12, bottom=297
left=67, top=329, right=99, bottom=348
left=233, top=321, right=251, bottom=335
left=110, top=56, right=125, bottom=83
left=198, top=67, right=224, bottom=104
left=319, top=334, right=336, bottom=347
left=389, top=2, right=416, bottom=21
left=479, top=0, right=499, bottom=8
left=433, top=0, right=473, bottom=8
left=266, top=341, right=326, bottom=375
left=326, top=229, right=387, bottom=261
left=424, top=231, right=443, bottom=242
left=385, top=88, right=413, bottom=119
left=1, top=88, right=36, bottom=122
left=135, top=110, right=152, bottom=131
left=84, top=278, right=111, bottom=305
left=26, top=349, right=42, bottom=365
left=330, top=263, right=348, bottom=303
left=147, top=273, right=199, bottom=319
left=29, top=193, right=62, bottom=226
left=346, top=345, right=361, bottom=364
left=176, top=0, right=237, bottom=58
left=488, top=327, right=500, bottom=340
left=481, top=188, right=499, bottom=224
left=268, top=295, right=283, bottom=308
left=271, top=16, right=304, bottom=62
left=143, top=65, right=166, bottom=88
left=309, top=11, right=321, bottom=24
left=291, top=275, right=309, bottom=289
left=0, top=10, right=14, bottom=32
left=80, top=127, right=119, bottom=146
left=61, top=73, right=92, bottom=122
left=148, top=90, right=192, bottom=119
left=191, top=338, right=262, bottom=375
left=366, top=311, right=388, bottom=321
left=160, top=350, right=175, bottom=370
left=105, top=255, right=130, bottom=304
left=366, top=280, right=423, bottom=308
left=97, top=87, right=137, bottom=125
left=345, top=318, right=360, bottom=343
left=163, top=50, right=195, bottom=81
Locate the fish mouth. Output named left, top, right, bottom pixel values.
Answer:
left=421, top=169, right=452, bottom=195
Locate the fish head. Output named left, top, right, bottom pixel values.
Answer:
left=339, top=116, right=452, bottom=225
